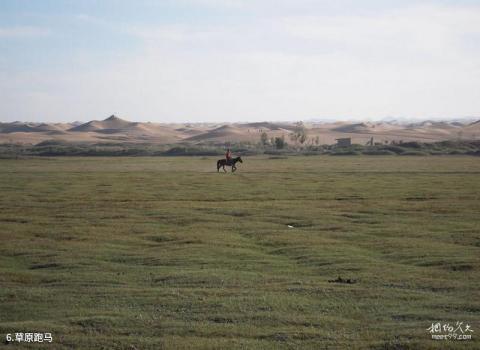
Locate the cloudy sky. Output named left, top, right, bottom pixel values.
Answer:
left=1, top=0, right=479, bottom=123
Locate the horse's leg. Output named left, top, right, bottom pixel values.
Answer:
left=232, top=165, right=236, bottom=172
left=223, top=165, right=227, bottom=173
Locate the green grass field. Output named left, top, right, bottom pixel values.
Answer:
left=1, top=156, right=479, bottom=349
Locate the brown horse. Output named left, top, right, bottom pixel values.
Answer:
left=217, top=156, right=243, bottom=173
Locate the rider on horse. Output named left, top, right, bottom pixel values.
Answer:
left=225, top=148, right=232, bottom=165
left=217, top=152, right=242, bottom=172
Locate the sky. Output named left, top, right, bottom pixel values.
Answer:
left=0, top=0, right=479, bottom=123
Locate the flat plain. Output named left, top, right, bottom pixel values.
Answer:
left=0, top=156, right=479, bottom=349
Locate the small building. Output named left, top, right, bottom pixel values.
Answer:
left=335, top=138, right=351, bottom=147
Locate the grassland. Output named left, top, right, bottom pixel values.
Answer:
left=0, top=156, right=479, bottom=349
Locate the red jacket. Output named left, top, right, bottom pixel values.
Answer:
left=225, top=150, right=232, bottom=159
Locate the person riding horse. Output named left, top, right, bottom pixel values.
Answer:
left=225, top=148, right=232, bottom=165
left=217, top=150, right=243, bottom=172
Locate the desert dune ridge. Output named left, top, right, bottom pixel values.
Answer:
left=1, top=115, right=479, bottom=145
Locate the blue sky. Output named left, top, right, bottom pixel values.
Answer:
left=1, top=0, right=479, bottom=122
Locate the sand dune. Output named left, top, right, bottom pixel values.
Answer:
left=465, top=120, right=480, bottom=129
left=332, top=123, right=373, bottom=133
left=69, top=115, right=133, bottom=132
left=238, top=122, right=296, bottom=131
left=330, top=122, right=405, bottom=134
left=185, top=123, right=292, bottom=143
left=1, top=115, right=479, bottom=145
left=66, top=115, right=184, bottom=143
left=185, top=125, right=245, bottom=142
left=0, top=121, right=73, bottom=134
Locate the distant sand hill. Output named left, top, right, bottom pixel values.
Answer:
left=0, top=115, right=479, bottom=145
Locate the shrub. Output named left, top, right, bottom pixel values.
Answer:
left=362, top=150, right=396, bottom=155
left=400, top=151, right=428, bottom=156
left=274, top=136, right=286, bottom=149
left=401, top=141, right=423, bottom=149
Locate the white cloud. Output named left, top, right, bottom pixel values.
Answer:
left=0, top=26, right=50, bottom=38
left=278, top=4, right=480, bottom=59
left=128, top=24, right=223, bottom=43
left=1, top=3, right=480, bottom=122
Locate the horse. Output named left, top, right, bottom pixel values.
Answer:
left=217, top=156, right=243, bottom=173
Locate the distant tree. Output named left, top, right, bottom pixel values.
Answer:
left=314, top=136, right=320, bottom=145
left=290, top=122, right=308, bottom=146
left=274, top=136, right=286, bottom=149
left=289, top=132, right=298, bottom=144
left=260, top=132, right=269, bottom=145
left=298, top=124, right=307, bottom=145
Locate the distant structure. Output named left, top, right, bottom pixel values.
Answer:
left=335, top=138, right=351, bottom=147
left=366, top=137, right=374, bottom=146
